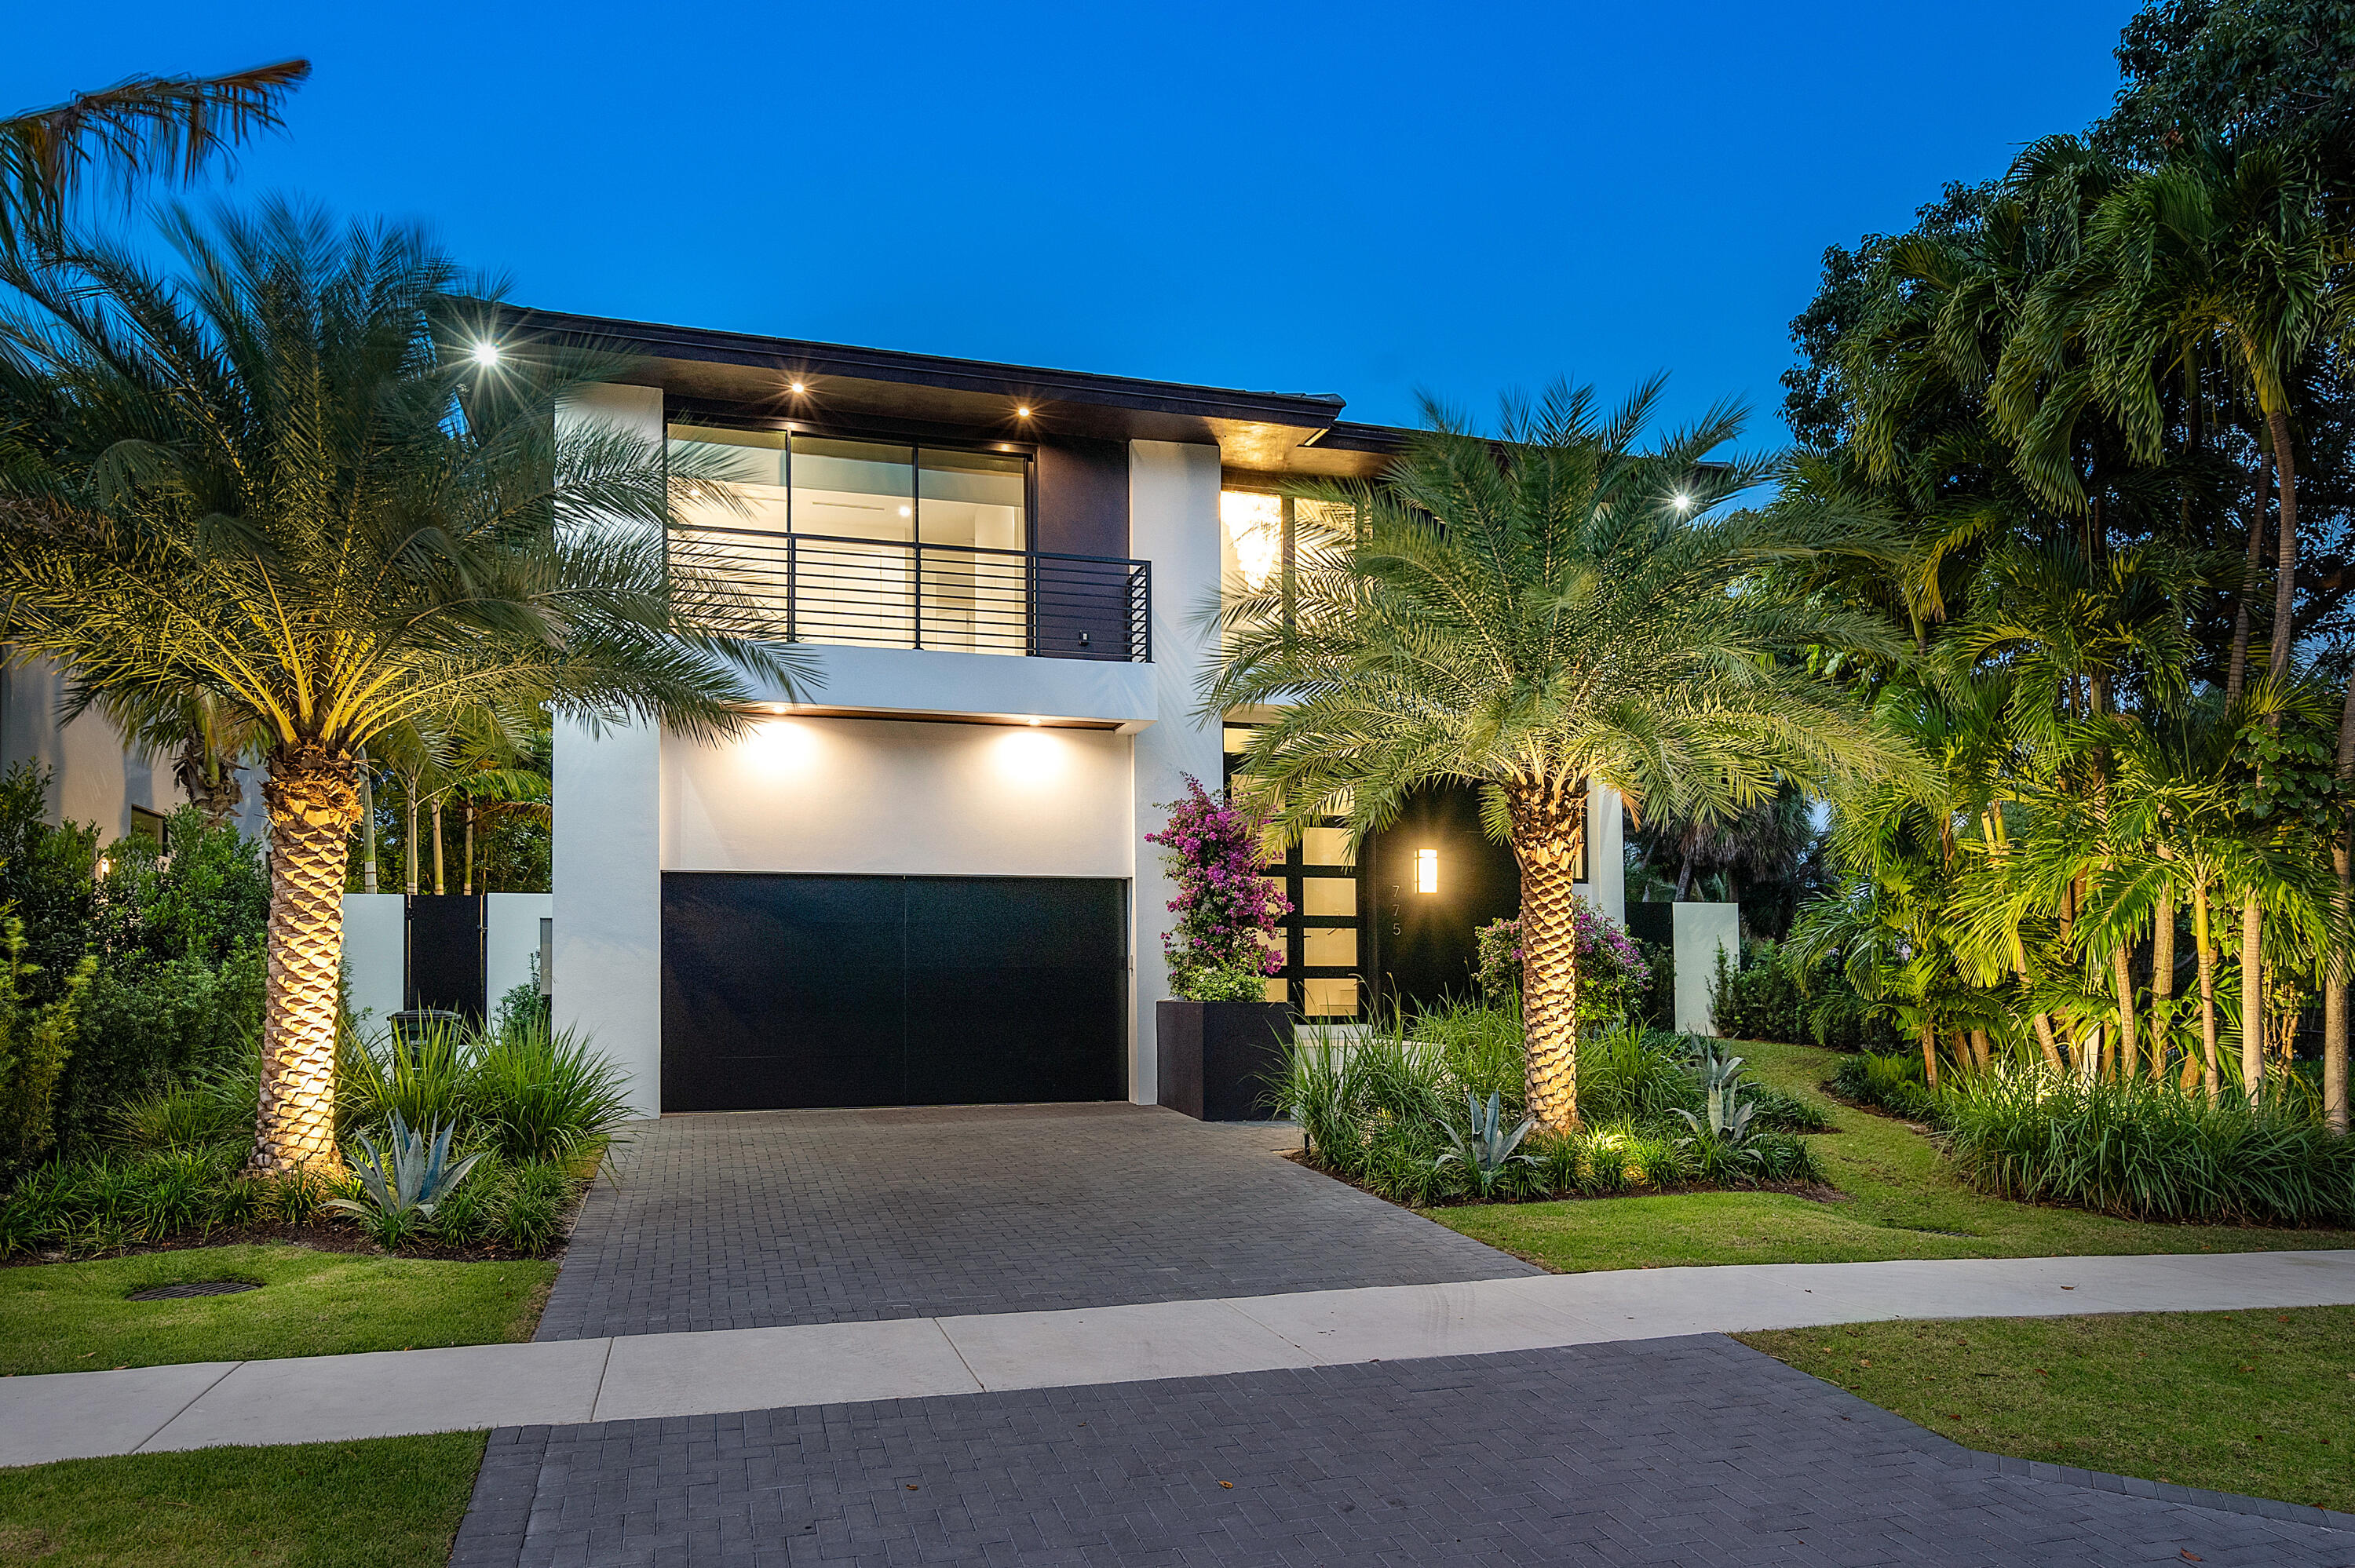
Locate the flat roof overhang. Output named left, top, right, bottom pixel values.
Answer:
left=501, top=305, right=1407, bottom=478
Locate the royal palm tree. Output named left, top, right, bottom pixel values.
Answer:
left=2, top=62, right=309, bottom=249
left=1206, top=381, right=1899, bottom=1130
left=0, top=203, right=807, bottom=1172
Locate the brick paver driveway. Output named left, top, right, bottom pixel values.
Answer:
left=457, top=1105, right=2354, bottom=1565
left=451, top=1335, right=2350, bottom=1566
left=535, top=1102, right=1538, bottom=1341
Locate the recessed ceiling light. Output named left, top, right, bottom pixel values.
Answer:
left=1015, top=405, right=1032, bottom=418
left=789, top=381, right=805, bottom=393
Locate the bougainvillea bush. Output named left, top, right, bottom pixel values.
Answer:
left=1476, top=901, right=1650, bottom=1026
left=1147, top=776, right=1290, bottom=1002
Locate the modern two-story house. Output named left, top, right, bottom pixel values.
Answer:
left=531, top=310, right=1627, bottom=1118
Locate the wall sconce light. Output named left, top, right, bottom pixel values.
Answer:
left=1415, top=848, right=1438, bottom=895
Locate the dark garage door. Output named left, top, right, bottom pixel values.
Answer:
left=661, top=873, right=1128, bottom=1111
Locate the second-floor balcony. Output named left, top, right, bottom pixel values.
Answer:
left=671, top=523, right=1152, bottom=663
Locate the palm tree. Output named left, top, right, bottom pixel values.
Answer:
left=2, top=62, right=309, bottom=249
left=1205, top=381, right=1899, bottom=1131
left=0, top=203, right=809, bottom=1172
left=2075, top=140, right=2341, bottom=684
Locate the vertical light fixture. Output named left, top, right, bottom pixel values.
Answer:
left=1415, top=848, right=1438, bottom=895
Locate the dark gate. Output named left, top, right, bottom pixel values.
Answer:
left=405, top=894, right=486, bottom=1021
left=660, top=873, right=1128, bottom=1111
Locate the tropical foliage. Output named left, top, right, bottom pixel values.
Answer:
left=1210, top=383, right=1894, bottom=1129
left=0, top=202, right=806, bottom=1172
left=1272, top=1002, right=1824, bottom=1205
left=1773, top=0, right=2355, bottom=1136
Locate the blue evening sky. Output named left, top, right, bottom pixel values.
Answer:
left=9, top=2, right=2134, bottom=444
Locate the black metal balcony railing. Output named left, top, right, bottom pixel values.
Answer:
left=670, top=525, right=1152, bottom=662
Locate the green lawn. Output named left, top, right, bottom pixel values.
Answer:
left=0, top=1432, right=484, bottom=1567
left=0, top=1245, right=555, bottom=1376
left=1429, top=1037, right=2355, bottom=1271
left=1740, top=1307, right=2355, bottom=1515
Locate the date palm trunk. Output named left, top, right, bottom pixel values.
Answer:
left=252, top=744, right=362, bottom=1173
left=431, top=800, right=446, bottom=896
left=1919, top=1017, right=1938, bottom=1088
left=1509, top=777, right=1586, bottom=1132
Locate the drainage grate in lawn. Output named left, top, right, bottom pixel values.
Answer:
left=126, top=1280, right=263, bottom=1301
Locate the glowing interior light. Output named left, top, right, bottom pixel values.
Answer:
left=1220, top=491, right=1283, bottom=591
left=469, top=342, right=499, bottom=366
left=1415, top=848, right=1438, bottom=895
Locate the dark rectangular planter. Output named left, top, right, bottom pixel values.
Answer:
left=1156, top=999, right=1294, bottom=1121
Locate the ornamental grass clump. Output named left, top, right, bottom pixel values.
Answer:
left=1146, top=776, right=1289, bottom=1002
left=1935, top=1070, right=2355, bottom=1227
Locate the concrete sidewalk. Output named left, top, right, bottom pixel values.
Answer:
left=7, top=1248, right=2353, bottom=1469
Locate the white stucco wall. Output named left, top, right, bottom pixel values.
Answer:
left=341, top=892, right=407, bottom=1032
left=487, top=893, right=554, bottom=1012
left=1673, top=900, right=1740, bottom=1035
left=1127, top=440, right=1225, bottom=1104
left=754, top=644, right=1156, bottom=727
left=664, top=717, right=1133, bottom=877
left=550, top=381, right=668, bottom=1114
left=1579, top=782, right=1627, bottom=926
left=0, top=658, right=186, bottom=837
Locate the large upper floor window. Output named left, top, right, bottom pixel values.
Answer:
left=664, top=424, right=1145, bottom=660
left=669, top=425, right=1026, bottom=549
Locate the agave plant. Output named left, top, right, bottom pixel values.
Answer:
left=1434, top=1091, right=1538, bottom=1197
left=1676, top=1079, right=1761, bottom=1147
left=327, top=1112, right=485, bottom=1246
left=1680, top=1040, right=1749, bottom=1097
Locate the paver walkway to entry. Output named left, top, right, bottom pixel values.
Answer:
left=535, top=1103, right=1536, bottom=1340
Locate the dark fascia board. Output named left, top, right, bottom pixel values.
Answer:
left=501, top=305, right=1349, bottom=445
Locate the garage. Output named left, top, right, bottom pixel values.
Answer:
left=659, top=873, right=1129, bottom=1110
